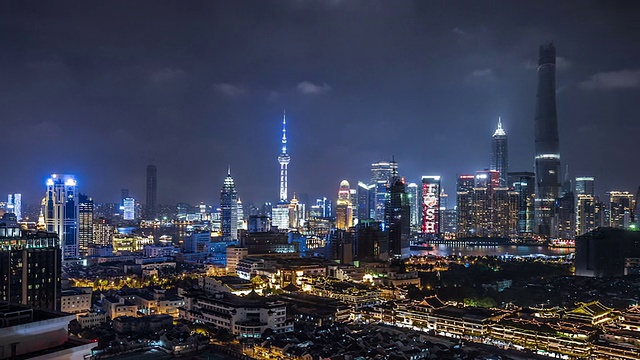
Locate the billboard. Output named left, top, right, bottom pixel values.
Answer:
left=421, top=176, right=441, bottom=235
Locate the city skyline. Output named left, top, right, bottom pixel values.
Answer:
left=1, top=2, right=639, bottom=206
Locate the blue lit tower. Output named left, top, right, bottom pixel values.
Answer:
left=44, top=174, right=79, bottom=259
left=272, top=112, right=291, bottom=230
left=220, top=167, right=239, bottom=241
left=490, top=117, right=508, bottom=187
left=278, top=111, right=290, bottom=203
left=534, top=43, right=561, bottom=237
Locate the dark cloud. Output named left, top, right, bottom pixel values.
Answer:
left=579, top=69, right=640, bottom=91
left=0, top=1, right=638, bottom=207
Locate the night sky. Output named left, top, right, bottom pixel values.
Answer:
left=1, top=1, right=639, bottom=207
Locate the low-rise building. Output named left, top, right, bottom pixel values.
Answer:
left=100, top=295, right=138, bottom=320
left=180, top=289, right=293, bottom=338
left=60, top=287, right=93, bottom=314
left=76, top=311, right=107, bottom=328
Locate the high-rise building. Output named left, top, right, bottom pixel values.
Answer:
left=490, top=117, right=508, bottom=187
left=7, top=194, right=22, bottom=221
left=371, top=160, right=397, bottom=222
left=44, top=174, right=79, bottom=259
left=354, top=220, right=385, bottom=262
left=576, top=194, right=596, bottom=236
left=470, top=187, right=491, bottom=237
left=421, top=176, right=441, bottom=236
left=456, top=175, right=475, bottom=238
left=534, top=43, right=561, bottom=237
left=357, top=182, right=375, bottom=221
left=407, top=183, right=420, bottom=230
left=78, top=194, right=94, bottom=256
left=146, top=164, right=157, bottom=219
left=335, top=180, right=353, bottom=230
left=0, top=213, right=61, bottom=310
left=386, top=174, right=410, bottom=259
left=608, top=191, right=634, bottom=229
left=273, top=112, right=291, bottom=230
left=508, top=172, right=535, bottom=236
left=122, top=197, right=136, bottom=220
left=575, top=176, right=595, bottom=196
left=492, top=188, right=519, bottom=238
left=556, top=191, right=575, bottom=239
left=220, top=168, right=239, bottom=241
left=439, top=187, right=448, bottom=235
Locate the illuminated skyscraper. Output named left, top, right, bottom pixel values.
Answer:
left=608, top=191, right=634, bottom=229
left=146, top=164, right=157, bottom=219
left=508, top=172, right=535, bottom=236
left=534, top=43, right=561, bottom=237
left=421, top=176, right=441, bottom=236
left=6, top=194, right=21, bottom=221
left=44, top=174, right=79, bottom=259
left=122, top=197, right=136, bottom=220
left=493, top=188, right=519, bottom=238
left=0, top=213, right=61, bottom=310
left=575, top=177, right=595, bottom=196
left=78, top=194, right=94, bottom=257
left=407, top=183, right=420, bottom=229
left=357, top=182, right=375, bottom=221
left=371, top=160, right=397, bottom=222
left=456, top=175, right=475, bottom=238
left=576, top=194, right=596, bottom=236
left=386, top=174, right=410, bottom=258
left=490, top=117, right=508, bottom=187
left=220, top=167, right=239, bottom=241
left=335, top=180, right=353, bottom=230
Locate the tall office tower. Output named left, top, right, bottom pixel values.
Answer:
left=534, top=43, right=561, bottom=237
left=575, top=176, right=595, bottom=196
left=407, top=183, right=420, bottom=229
left=456, top=175, right=475, bottom=238
left=471, top=187, right=491, bottom=237
left=421, top=176, right=441, bottom=236
left=146, top=164, right=157, bottom=219
left=122, top=197, right=136, bottom=220
left=385, top=175, right=410, bottom=259
left=555, top=192, right=575, bottom=239
left=493, top=188, right=519, bottom=238
left=335, top=180, right=353, bottom=230
left=7, top=194, right=22, bottom=221
left=44, top=174, right=79, bottom=259
left=608, top=191, right=634, bottom=229
left=439, top=188, right=448, bottom=235
left=354, top=220, right=386, bottom=262
left=490, top=117, right=508, bottom=187
left=508, top=172, right=536, bottom=236
left=576, top=194, right=596, bottom=236
left=237, top=199, right=246, bottom=230
left=475, top=170, right=500, bottom=194
left=349, top=188, right=358, bottom=226
left=357, top=182, right=375, bottom=221
left=78, top=194, right=94, bottom=256
left=371, top=160, right=397, bottom=221
left=220, top=168, right=239, bottom=241
left=273, top=112, right=291, bottom=230
left=0, top=213, right=61, bottom=310
left=288, top=195, right=305, bottom=229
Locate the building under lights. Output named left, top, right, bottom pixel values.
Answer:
left=335, top=180, right=353, bottom=230
left=371, top=160, right=397, bottom=222
left=608, top=191, right=634, bottom=229
left=6, top=193, right=21, bottom=221
left=508, top=172, right=535, bottom=236
left=490, top=117, right=508, bottom=187
left=78, top=193, right=94, bottom=257
left=44, top=174, right=79, bottom=259
left=273, top=112, right=291, bottom=230
left=0, top=213, right=61, bottom=310
left=220, top=168, right=239, bottom=241
left=421, top=176, right=441, bottom=236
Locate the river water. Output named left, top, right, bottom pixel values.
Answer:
left=410, top=244, right=574, bottom=257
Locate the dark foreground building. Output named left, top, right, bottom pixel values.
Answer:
left=0, top=213, right=61, bottom=310
left=575, top=227, right=640, bottom=277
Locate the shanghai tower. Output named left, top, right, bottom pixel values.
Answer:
left=534, top=43, right=560, bottom=237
